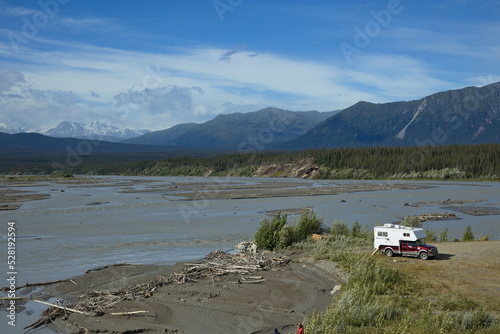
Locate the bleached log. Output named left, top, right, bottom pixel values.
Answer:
left=238, top=279, right=266, bottom=284
left=110, top=310, right=149, bottom=315
left=33, top=299, right=89, bottom=315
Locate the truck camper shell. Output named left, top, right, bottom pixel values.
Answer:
left=374, top=224, right=427, bottom=248
left=373, top=224, right=438, bottom=260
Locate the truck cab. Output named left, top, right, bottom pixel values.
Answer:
left=374, top=224, right=438, bottom=260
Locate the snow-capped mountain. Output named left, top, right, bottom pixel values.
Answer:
left=0, top=123, right=26, bottom=134
left=43, top=121, right=150, bottom=142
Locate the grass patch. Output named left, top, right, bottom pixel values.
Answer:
left=293, top=218, right=499, bottom=334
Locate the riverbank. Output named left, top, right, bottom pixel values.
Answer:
left=27, top=249, right=342, bottom=334
left=14, top=240, right=500, bottom=334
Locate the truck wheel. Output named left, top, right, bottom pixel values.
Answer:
left=385, top=249, right=394, bottom=257
left=419, top=252, right=429, bottom=260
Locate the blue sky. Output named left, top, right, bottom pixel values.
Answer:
left=0, top=0, right=499, bottom=131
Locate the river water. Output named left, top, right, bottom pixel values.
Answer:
left=0, top=176, right=499, bottom=332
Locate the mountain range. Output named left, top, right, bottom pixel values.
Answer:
left=44, top=121, right=150, bottom=142
left=122, top=108, right=337, bottom=149
left=0, top=123, right=26, bottom=134
left=0, top=121, right=149, bottom=142
left=1, top=82, right=499, bottom=155
left=289, top=81, right=500, bottom=148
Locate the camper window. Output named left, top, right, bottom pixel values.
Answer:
left=377, top=231, right=388, bottom=237
left=403, top=233, right=410, bottom=237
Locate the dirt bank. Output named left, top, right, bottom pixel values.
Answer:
left=29, top=250, right=341, bottom=334
left=253, top=160, right=321, bottom=179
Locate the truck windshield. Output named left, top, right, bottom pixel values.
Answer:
left=415, top=239, right=426, bottom=246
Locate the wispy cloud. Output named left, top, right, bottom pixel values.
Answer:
left=0, top=37, right=464, bottom=129
left=55, top=17, right=122, bottom=32
left=0, top=68, right=26, bottom=92
left=0, top=5, right=37, bottom=17
left=219, top=49, right=238, bottom=62
left=0, top=8, right=498, bottom=131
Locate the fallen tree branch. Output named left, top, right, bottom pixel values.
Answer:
left=1, top=279, right=71, bottom=291
left=110, top=310, right=149, bottom=315
left=33, top=299, right=89, bottom=315
left=85, top=263, right=133, bottom=274
left=237, top=278, right=266, bottom=284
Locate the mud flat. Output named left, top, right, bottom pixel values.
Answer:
left=25, top=250, right=341, bottom=334
left=0, top=188, right=50, bottom=210
left=166, top=182, right=434, bottom=201
left=441, top=205, right=500, bottom=216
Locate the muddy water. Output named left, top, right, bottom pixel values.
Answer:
left=0, top=176, right=499, bottom=332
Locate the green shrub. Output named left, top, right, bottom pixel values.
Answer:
left=330, top=219, right=350, bottom=237
left=277, top=224, right=295, bottom=249
left=462, top=225, right=474, bottom=242
left=401, top=216, right=422, bottom=228
left=425, top=228, right=437, bottom=242
left=439, top=227, right=449, bottom=242
left=351, top=220, right=361, bottom=238
left=254, top=213, right=287, bottom=250
left=295, top=210, right=323, bottom=240
left=255, top=210, right=325, bottom=250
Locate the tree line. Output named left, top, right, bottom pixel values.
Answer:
left=129, top=144, right=499, bottom=180
left=1, top=144, right=498, bottom=180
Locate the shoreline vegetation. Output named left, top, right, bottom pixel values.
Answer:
left=256, top=211, right=500, bottom=333
left=12, top=211, right=500, bottom=333
left=0, top=144, right=498, bottom=181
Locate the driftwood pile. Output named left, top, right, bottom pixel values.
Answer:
left=25, top=250, right=290, bottom=332
left=401, top=212, right=457, bottom=222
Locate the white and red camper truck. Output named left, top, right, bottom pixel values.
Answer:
left=374, top=224, right=438, bottom=260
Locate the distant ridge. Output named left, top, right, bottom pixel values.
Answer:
left=123, top=107, right=337, bottom=148
left=287, top=82, right=500, bottom=148
left=44, top=121, right=150, bottom=142
left=1, top=83, right=499, bottom=156
left=121, top=123, right=198, bottom=145
left=0, top=132, right=188, bottom=155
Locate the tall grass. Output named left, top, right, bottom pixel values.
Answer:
left=296, top=219, right=499, bottom=334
